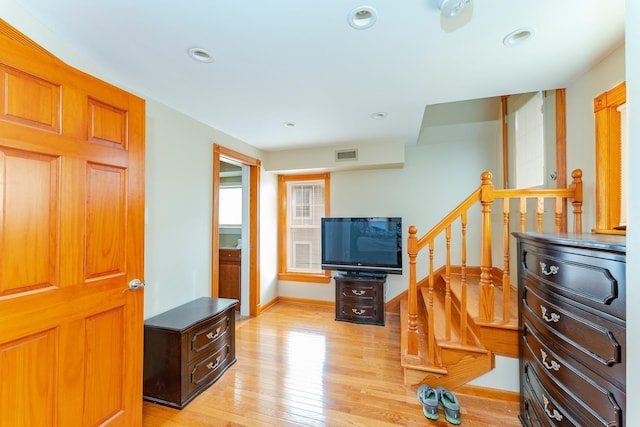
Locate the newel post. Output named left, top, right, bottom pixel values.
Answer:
left=571, top=169, right=583, bottom=233
left=479, top=172, right=495, bottom=322
left=407, top=225, right=419, bottom=356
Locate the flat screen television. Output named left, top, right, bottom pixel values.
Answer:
left=321, top=217, right=402, bottom=276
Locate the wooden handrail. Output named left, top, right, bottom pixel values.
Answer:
left=406, top=169, right=583, bottom=361
left=415, top=188, right=482, bottom=252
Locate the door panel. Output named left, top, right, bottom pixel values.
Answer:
left=0, top=64, right=62, bottom=132
left=84, top=307, right=125, bottom=425
left=0, top=148, right=60, bottom=295
left=0, top=329, right=57, bottom=427
left=85, top=163, right=127, bottom=280
left=0, top=20, right=145, bottom=426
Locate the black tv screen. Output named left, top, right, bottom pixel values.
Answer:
left=321, top=217, right=402, bottom=275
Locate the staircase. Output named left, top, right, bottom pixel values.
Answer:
left=400, top=170, right=584, bottom=389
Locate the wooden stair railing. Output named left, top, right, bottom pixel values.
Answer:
left=406, top=169, right=583, bottom=363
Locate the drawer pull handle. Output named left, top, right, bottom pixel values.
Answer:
left=351, top=289, right=366, bottom=296
left=206, top=356, right=222, bottom=371
left=543, top=395, right=563, bottom=421
left=206, top=327, right=221, bottom=340
left=540, top=350, right=560, bottom=371
left=352, top=309, right=365, bottom=315
left=540, top=306, right=560, bottom=323
left=540, top=262, right=559, bottom=276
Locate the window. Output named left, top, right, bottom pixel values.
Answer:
left=219, top=186, right=242, bottom=226
left=594, top=81, right=626, bottom=234
left=278, top=174, right=331, bottom=283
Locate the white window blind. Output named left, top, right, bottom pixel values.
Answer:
left=286, top=180, right=324, bottom=273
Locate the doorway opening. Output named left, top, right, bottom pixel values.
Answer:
left=212, top=144, right=261, bottom=316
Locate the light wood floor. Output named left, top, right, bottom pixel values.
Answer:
left=143, top=302, right=521, bottom=426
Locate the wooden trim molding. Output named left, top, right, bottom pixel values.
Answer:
left=594, top=82, right=626, bottom=234
left=555, top=89, right=568, bottom=230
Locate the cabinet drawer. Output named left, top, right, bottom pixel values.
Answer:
left=521, top=281, right=625, bottom=387
left=337, top=301, right=383, bottom=325
left=338, top=283, right=381, bottom=300
left=522, top=362, right=586, bottom=426
left=520, top=243, right=625, bottom=320
left=220, top=249, right=241, bottom=261
left=522, top=323, right=624, bottom=425
left=520, top=385, right=548, bottom=427
left=187, top=342, right=233, bottom=396
left=188, top=312, right=232, bottom=361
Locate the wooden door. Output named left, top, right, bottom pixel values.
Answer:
left=0, top=21, right=145, bottom=426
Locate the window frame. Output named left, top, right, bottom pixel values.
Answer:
left=278, top=173, right=331, bottom=283
left=594, top=81, right=626, bottom=235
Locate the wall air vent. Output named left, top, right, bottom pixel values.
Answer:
left=335, top=149, right=358, bottom=162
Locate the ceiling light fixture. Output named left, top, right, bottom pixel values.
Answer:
left=370, top=112, right=387, bottom=120
left=188, top=47, right=213, bottom=63
left=503, top=27, right=535, bottom=47
left=439, top=0, right=472, bottom=18
left=348, top=6, right=378, bottom=30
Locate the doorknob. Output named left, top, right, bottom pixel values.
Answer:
left=127, top=278, right=146, bottom=291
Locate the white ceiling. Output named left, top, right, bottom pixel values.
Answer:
left=16, top=0, right=625, bottom=151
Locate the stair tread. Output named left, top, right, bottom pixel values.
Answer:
left=446, top=271, right=518, bottom=326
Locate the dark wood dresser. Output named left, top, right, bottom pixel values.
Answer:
left=143, top=297, right=238, bottom=409
left=514, top=232, right=626, bottom=426
left=334, top=274, right=386, bottom=326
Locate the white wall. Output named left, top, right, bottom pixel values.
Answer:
left=624, top=0, right=639, bottom=420
left=144, top=101, right=277, bottom=318
left=259, top=172, right=279, bottom=308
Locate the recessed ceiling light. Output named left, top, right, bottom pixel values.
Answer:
left=283, top=121, right=296, bottom=128
left=188, top=47, right=213, bottom=63
left=370, top=112, right=387, bottom=120
left=348, top=6, right=377, bottom=30
left=503, top=28, right=535, bottom=47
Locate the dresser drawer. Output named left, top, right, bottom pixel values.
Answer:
left=188, top=311, right=233, bottom=361
left=522, top=322, right=624, bottom=425
left=187, top=342, right=233, bottom=396
left=522, top=361, right=588, bottom=426
left=521, top=281, right=625, bottom=387
left=337, top=300, right=384, bottom=325
left=520, top=385, right=548, bottom=427
left=520, top=243, right=625, bottom=320
left=338, top=282, right=381, bottom=300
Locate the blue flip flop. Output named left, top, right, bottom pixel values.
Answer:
left=417, top=384, right=439, bottom=420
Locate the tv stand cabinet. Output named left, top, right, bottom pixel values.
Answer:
left=334, top=274, right=386, bottom=326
